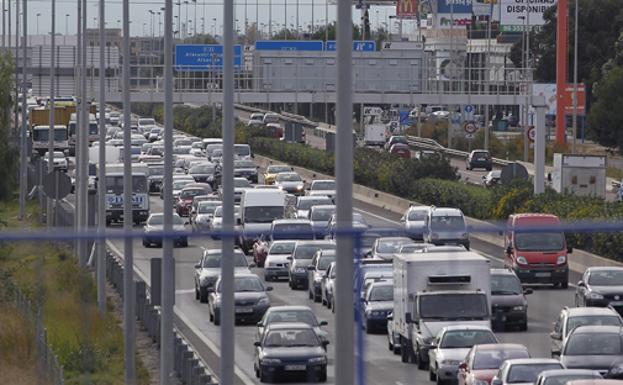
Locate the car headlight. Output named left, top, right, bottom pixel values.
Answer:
left=308, top=357, right=327, bottom=364
left=257, top=297, right=270, bottom=306
left=516, top=256, right=528, bottom=265
left=296, top=185, right=304, bottom=190
left=261, top=358, right=281, bottom=365
left=589, top=292, right=604, bottom=300
left=512, top=305, right=525, bottom=311
left=441, top=359, right=461, bottom=365
left=557, top=255, right=567, bottom=265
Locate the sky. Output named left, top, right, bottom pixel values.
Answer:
left=2, top=0, right=402, bottom=38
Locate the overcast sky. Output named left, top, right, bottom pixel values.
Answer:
left=4, top=0, right=403, bottom=38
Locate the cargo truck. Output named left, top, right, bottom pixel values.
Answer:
left=391, top=251, right=491, bottom=369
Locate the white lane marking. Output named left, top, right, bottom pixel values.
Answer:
left=174, top=306, right=257, bottom=385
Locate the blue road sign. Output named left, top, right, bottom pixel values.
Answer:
left=174, top=44, right=242, bottom=72
left=437, top=0, right=473, bottom=14
left=464, top=104, right=474, bottom=113
left=325, top=40, right=376, bottom=52
left=399, top=110, right=410, bottom=126
left=255, top=40, right=324, bottom=51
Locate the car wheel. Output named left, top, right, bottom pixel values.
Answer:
left=436, top=368, right=444, bottom=385
left=365, top=320, right=373, bottom=334
left=416, top=345, right=427, bottom=370
left=520, top=321, right=528, bottom=331
left=181, top=238, right=188, bottom=247
left=560, top=281, right=568, bottom=289
left=313, top=291, right=321, bottom=303
left=195, top=284, right=199, bottom=300
left=308, top=290, right=313, bottom=300
left=259, top=367, right=270, bottom=383
left=331, top=298, right=335, bottom=314
left=429, top=366, right=436, bottom=381
left=199, top=287, right=209, bottom=303
left=142, top=239, right=149, bottom=247
left=214, top=314, right=220, bottom=326
left=318, top=367, right=327, bottom=382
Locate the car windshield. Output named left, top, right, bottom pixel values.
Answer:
left=234, top=179, right=251, bottom=188
left=173, top=147, right=191, bottom=154
left=190, top=164, right=215, bottom=174
left=408, top=210, right=428, bottom=221
left=430, top=215, right=465, bottom=231
left=175, top=140, right=192, bottom=147
left=272, top=224, right=314, bottom=240
left=33, top=128, right=68, bottom=141
left=263, top=329, right=319, bottom=348
left=439, top=330, right=496, bottom=349
left=269, top=242, right=296, bottom=255
left=491, top=275, right=523, bottom=295
left=198, top=203, right=220, bottom=214
left=369, top=285, right=393, bottom=301
left=213, top=206, right=240, bottom=218
left=244, top=206, right=284, bottom=223
left=276, top=174, right=302, bottom=182
left=472, top=348, right=530, bottom=370
left=148, top=215, right=183, bottom=226
left=317, top=256, right=336, bottom=271
left=294, top=244, right=335, bottom=260
left=567, top=316, right=622, bottom=333
left=588, top=270, right=623, bottom=286
left=311, top=208, right=336, bottom=221
left=473, top=151, right=490, bottom=158
left=139, top=118, right=155, bottom=125
left=149, top=167, right=164, bottom=176
left=265, top=310, right=318, bottom=326
left=419, top=293, right=488, bottom=319
left=376, top=239, right=410, bottom=253
left=202, top=252, right=248, bottom=268
left=106, top=176, right=147, bottom=194
left=231, top=277, right=264, bottom=292
left=234, top=145, right=250, bottom=156
left=507, top=364, right=563, bottom=383
left=180, top=189, right=207, bottom=199
left=542, top=375, right=600, bottom=385
left=514, top=232, right=565, bottom=252
left=312, top=181, right=335, bottom=190
left=360, top=234, right=378, bottom=248
left=565, top=332, right=623, bottom=355
left=297, top=198, right=332, bottom=210
left=234, top=160, right=255, bottom=168
left=268, top=165, right=290, bottom=174
left=173, top=181, right=191, bottom=190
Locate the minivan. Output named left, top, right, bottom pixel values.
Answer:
left=424, top=207, right=470, bottom=250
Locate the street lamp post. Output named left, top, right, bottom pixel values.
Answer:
left=193, top=0, right=197, bottom=37
left=184, top=1, right=189, bottom=39
left=572, top=0, right=579, bottom=151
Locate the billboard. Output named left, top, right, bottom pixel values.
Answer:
left=174, top=44, right=242, bottom=71
left=500, top=0, right=557, bottom=32
left=437, top=0, right=473, bottom=14
left=531, top=83, right=586, bottom=116
left=436, top=14, right=473, bottom=28
left=396, top=0, right=418, bottom=18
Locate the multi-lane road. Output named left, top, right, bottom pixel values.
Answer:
left=101, top=171, right=580, bottom=385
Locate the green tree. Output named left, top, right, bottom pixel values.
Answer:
left=587, top=65, right=623, bottom=150
left=0, top=52, right=16, bottom=200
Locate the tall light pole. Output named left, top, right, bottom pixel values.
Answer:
left=192, top=0, right=197, bottom=36
left=572, top=0, right=579, bottom=152
left=47, top=0, right=56, bottom=228
left=65, top=13, right=69, bottom=44
left=97, top=0, right=106, bottom=315
left=269, top=0, right=272, bottom=37
left=184, top=0, right=189, bottom=39
left=36, top=12, right=40, bottom=37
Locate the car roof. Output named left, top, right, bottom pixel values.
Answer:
left=377, top=236, right=412, bottom=242
left=431, top=207, right=463, bottom=216
left=312, top=179, right=334, bottom=183
left=298, top=196, right=331, bottom=202
left=264, top=322, right=314, bottom=331
left=586, top=266, right=623, bottom=272
left=310, top=205, right=336, bottom=210
left=272, top=219, right=312, bottom=225
left=504, top=358, right=562, bottom=366
left=564, top=307, right=622, bottom=317
left=294, top=240, right=335, bottom=247
left=538, top=369, right=601, bottom=377
left=473, top=343, right=528, bottom=352
left=204, top=248, right=245, bottom=256
left=266, top=305, right=313, bottom=313
left=490, top=268, right=519, bottom=277
left=569, top=325, right=623, bottom=334
left=440, top=325, right=494, bottom=332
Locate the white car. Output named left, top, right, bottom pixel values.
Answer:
left=400, top=205, right=432, bottom=240
left=263, top=240, right=296, bottom=282
left=428, top=325, right=498, bottom=385
left=491, top=359, right=564, bottom=385
left=43, top=151, right=68, bottom=171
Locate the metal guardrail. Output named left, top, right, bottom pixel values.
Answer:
left=405, top=135, right=513, bottom=167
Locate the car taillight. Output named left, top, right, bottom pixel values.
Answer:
left=431, top=233, right=439, bottom=240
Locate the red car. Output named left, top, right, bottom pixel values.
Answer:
left=389, top=143, right=411, bottom=158
left=457, top=343, right=530, bottom=385
left=176, top=183, right=213, bottom=217
left=252, top=236, right=270, bottom=267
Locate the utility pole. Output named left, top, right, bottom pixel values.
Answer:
left=96, top=0, right=106, bottom=315
left=18, top=0, right=25, bottom=222
left=79, top=0, right=88, bottom=267
left=221, top=1, right=235, bottom=385
left=47, top=0, right=56, bottom=228
left=122, top=0, right=136, bottom=383
left=572, top=0, right=579, bottom=152
left=161, top=0, right=175, bottom=383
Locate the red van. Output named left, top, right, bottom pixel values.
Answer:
left=504, top=213, right=571, bottom=288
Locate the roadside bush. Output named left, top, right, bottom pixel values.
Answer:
left=409, top=178, right=496, bottom=219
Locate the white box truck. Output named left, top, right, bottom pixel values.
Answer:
left=391, top=251, right=491, bottom=368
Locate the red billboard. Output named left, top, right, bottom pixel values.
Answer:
left=396, top=0, right=418, bottom=18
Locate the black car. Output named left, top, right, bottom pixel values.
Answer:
left=208, top=273, right=273, bottom=325
left=234, top=159, right=259, bottom=184
left=188, top=163, right=218, bottom=185
left=361, top=280, right=393, bottom=333
left=254, top=322, right=328, bottom=383
left=466, top=150, right=493, bottom=171
left=147, top=163, right=165, bottom=193
left=576, top=267, right=623, bottom=314
left=490, top=268, right=531, bottom=331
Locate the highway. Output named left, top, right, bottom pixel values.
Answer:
left=101, top=169, right=581, bottom=385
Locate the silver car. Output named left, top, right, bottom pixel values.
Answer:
left=256, top=306, right=328, bottom=344
left=274, top=172, right=306, bottom=195
left=424, top=207, right=470, bottom=250
left=560, top=325, right=623, bottom=376
left=369, top=237, right=414, bottom=261
left=306, top=179, right=336, bottom=200
left=194, top=248, right=253, bottom=302
left=295, top=196, right=333, bottom=219
left=401, top=205, right=431, bottom=240
left=428, top=325, right=498, bottom=384
left=192, top=200, right=222, bottom=231
left=264, top=240, right=296, bottom=282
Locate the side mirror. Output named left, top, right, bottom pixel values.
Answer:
left=550, top=331, right=561, bottom=340
left=257, top=321, right=263, bottom=327
left=319, top=320, right=328, bottom=326
left=567, top=246, right=573, bottom=254
left=194, top=263, right=201, bottom=269
left=307, top=265, right=315, bottom=271
left=248, top=262, right=256, bottom=268
left=523, top=288, right=533, bottom=295
left=405, top=312, right=412, bottom=324
left=236, top=218, right=242, bottom=225
left=251, top=153, right=255, bottom=158
left=577, top=280, right=585, bottom=287
left=322, top=340, right=329, bottom=347
left=506, top=245, right=512, bottom=255
left=287, top=256, right=293, bottom=261
left=254, top=341, right=261, bottom=347
left=458, top=362, right=468, bottom=371
left=265, top=286, right=273, bottom=292
left=491, top=378, right=503, bottom=385
left=387, top=313, right=393, bottom=321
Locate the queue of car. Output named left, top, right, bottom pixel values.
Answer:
left=122, top=112, right=623, bottom=385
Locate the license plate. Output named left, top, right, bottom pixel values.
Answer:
left=535, top=272, right=551, bottom=277
left=235, top=307, right=253, bottom=314
left=285, top=365, right=306, bottom=371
